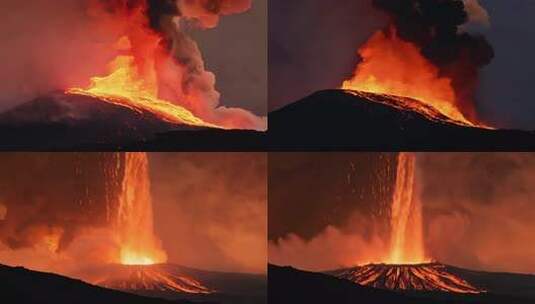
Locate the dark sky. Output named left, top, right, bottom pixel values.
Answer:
left=269, top=152, right=535, bottom=274
left=268, top=0, right=535, bottom=130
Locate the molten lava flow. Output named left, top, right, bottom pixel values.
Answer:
left=115, top=152, right=167, bottom=266
left=388, top=153, right=427, bottom=264
left=335, top=263, right=483, bottom=294
left=66, top=43, right=217, bottom=129
left=342, top=29, right=478, bottom=127
left=97, top=264, right=213, bottom=295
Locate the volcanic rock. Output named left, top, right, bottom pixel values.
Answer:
left=269, top=264, right=535, bottom=304
left=330, top=263, right=483, bottom=294
left=82, top=263, right=267, bottom=304
left=0, top=93, right=265, bottom=151
left=268, top=90, right=535, bottom=150
left=0, top=263, right=187, bottom=304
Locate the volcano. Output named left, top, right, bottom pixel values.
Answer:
left=0, top=263, right=183, bottom=304
left=269, top=264, right=535, bottom=304
left=0, top=93, right=265, bottom=151
left=330, top=263, right=483, bottom=294
left=95, top=264, right=212, bottom=295
left=268, top=90, right=535, bottom=150
left=80, top=263, right=267, bottom=304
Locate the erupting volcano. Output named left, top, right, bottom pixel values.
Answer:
left=341, top=0, right=494, bottom=128
left=0, top=0, right=266, bottom=150
left=332, top=153, right=484, bottom=294
left=64, top=0, right=264, bottom=131
left=90, top=152, right=213, bottom=295
left=114, top=152, right=167, bottom=266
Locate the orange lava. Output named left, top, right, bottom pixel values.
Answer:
left=336, top=263, right=484, bottom=294
left=67, top=54, right=216, bottom=128
left=342, top=28, right=477, bottom=127
left=115, top=153, right=167, bottom=266
left=65, top=2, right=219, bottom=129
left=387, top=153, right=428, bottom=265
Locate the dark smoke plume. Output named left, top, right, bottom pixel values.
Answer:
left=372, top=0, right=494, bottom=120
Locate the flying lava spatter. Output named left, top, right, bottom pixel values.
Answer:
left=114, top=152, right=167, bottom=266
left=388, top=152, right=427, bottom=264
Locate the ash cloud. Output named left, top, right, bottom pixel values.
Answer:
left=0, top=0, right=266, bottom=129
left=372, top=0, right=494, bottom=121
left=269, top=216, right=389, bottom=271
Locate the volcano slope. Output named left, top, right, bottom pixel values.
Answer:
left=0, top=93, right=265, bottom=151
left=83, top=263, right=267, bottom=304
left=330, top=263, right=484, bottom=294
left=269, top=90, right=535, bottom=151
left=269, top=264, right=535, bottom=304
left=0, top=263, right=191, bottom=304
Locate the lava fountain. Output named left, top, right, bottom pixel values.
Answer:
left=114, top=152, right=167, bottom=266
left=342, top=28, right=477, bottom=127
left=93, top=152, right=212, bottom=295
left=334, top=153, right=484, bottom=294
left=387, top=152, right=426, bottom=264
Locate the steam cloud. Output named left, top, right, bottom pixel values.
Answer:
left=269, top=215, right=388, bottom=271
left=372, top=0, right=495, bottom=120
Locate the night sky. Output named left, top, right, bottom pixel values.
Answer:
left=268, top=0, right=535, bottom=129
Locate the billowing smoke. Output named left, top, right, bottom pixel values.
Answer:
left=0, top=0, right=265, bottom=130
left=268, top=153, right=396, bottom=271
left=144, top=0, right=265, bottom=129
left=269, top=215, right=389, bottom=271
left=463, top=0, right=490, bottom=26
left=372, top=0, right=494, bottom=121
left=176, top=0, right=252, bottom=29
